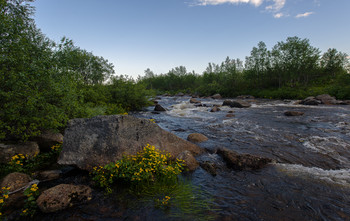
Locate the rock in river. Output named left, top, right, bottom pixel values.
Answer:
left=58, top=115, right=203, bottom=171
left=284, top=111, right=304, bottom=116
left=217, top=148, right=272, bottom=170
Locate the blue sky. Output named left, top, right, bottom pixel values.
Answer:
left=31, top=0, right=350, bottom=78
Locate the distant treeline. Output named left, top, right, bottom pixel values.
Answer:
left=0, top=0, right=152, bottom=141
left=139, top=37, right=350, bottom=100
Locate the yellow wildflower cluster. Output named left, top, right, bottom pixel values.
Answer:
left=50, top=143, right=62, bottom=152
left=91, top=144, right=185, bottom=192
left=22, top=184, right=40, bottom=217
left=149, top=119, right=156, bottom=124
left=1, top=187, right=10, bottom=218
left=10, top=154, right=26, bottom=166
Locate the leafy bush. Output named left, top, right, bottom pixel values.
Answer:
left=91, top=144, right=185, bottom=193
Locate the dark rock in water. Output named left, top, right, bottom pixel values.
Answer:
left=177, top=150, right=199, bottom=171
left=200, top=161, right=217, bottom=176
left=315, top=94, right=337, bottom=105
left=284, top=111, right=304, bottom=116
left=36, top=184, right=92, bottom=213
left=236, top=95, right=255, bottom=99
left=0, top=142, right=40, bottom=164
left=154, top=104, right=166, bottom=111
left=217, top=148, right=272, bottom=170
left=187, top=133, right=208, bottom=143
left=210, top=106, right=220, bottom=112
left=151, top=111, right=161, bottom=114
left=300, top=97, right=321, bottom=105
left=58, top=115, right=203, bottom=171
left=153, top=100, right=159, bottom=105
left=194, top=103, right=203, bottom=107
left=223, top=100, right=251, bottom=108
left=211, top=94, right=222, bottom=99
left=226, top=114, right=235, bottom=117
left=173, top=128, right=186, bottom=132
left=190, top=98, right=201, bottom=104
left=222, top=100, right=233, bottom=106
left=176, top=92, right=184, bottom=96
left=33, top=130, right=63, bottom=152
left=227, top=110, right=234, bottom=113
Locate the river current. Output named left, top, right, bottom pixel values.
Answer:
left=135, top=96, right=350, bottom=220
left=35, top=96, right=350, bottom=221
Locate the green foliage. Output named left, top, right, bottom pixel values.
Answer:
left=21, top=183, right=39, bottom=217
left=0, top=187, right=10, bottom=220
left=0, top=1, right=152, bottom=142
left=91, top=144, right=185, bottom=193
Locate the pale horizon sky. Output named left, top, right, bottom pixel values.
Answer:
left=31, top=0, right=350, bottom=78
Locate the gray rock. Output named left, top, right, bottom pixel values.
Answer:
left=300, top=97, right=321, bottom=105
left=210, top=106, right=220, bottom=112
left=154, top=104, right=166, bottom=111
left=36, top=184, right=92, bottom=213
left=58, top=115, right=202, bottom=171
left=0, top=142, right=39, bottom=164
left=187, top=133, right=208, bottom=143
left=315, top=94, right=337, bottom=105
left=211, top=94, right=222, bottom=99
left=177, top=151, right=199, bottom=171
left=217, top=148, right=272, bottom=170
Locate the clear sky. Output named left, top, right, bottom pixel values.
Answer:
left=31, top=0, right=350, bottom=78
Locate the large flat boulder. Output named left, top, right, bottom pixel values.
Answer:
left=58, top=115, right=203, bottom=171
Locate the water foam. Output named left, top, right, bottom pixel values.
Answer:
left=276, top=163, right=350, bottom=186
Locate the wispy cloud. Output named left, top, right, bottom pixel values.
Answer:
left=265, top=0, right=286, bottom=12
left=295, top=11, right=314, bottom=18
left=193, top=0, right=264, bottom=7
left=191, top=0, right=318, bottom=19
left=273, top=12, right=284, bottom=18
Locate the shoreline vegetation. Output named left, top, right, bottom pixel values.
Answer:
left=1, top=1, right=349, bottom=220
left=1, top=0, right=349, bottom=142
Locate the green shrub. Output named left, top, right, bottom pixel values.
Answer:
left=91, top=144, right=185, bottom=193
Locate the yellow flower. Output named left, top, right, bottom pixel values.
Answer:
left=4, top=195, right=8, bottom=199
left=22, top=209, right=27, bottom=213
left=0, top=199, right=4, bottom=204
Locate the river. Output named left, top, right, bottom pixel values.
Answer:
left=35, top=96, right=350, bottom=221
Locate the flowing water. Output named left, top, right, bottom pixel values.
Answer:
left=34, top=96, right=350, bottom=221
left=134, top=96, right=350, bottom=220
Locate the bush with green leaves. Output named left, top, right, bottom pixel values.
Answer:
left=91, top=144, right=185, bottom=193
